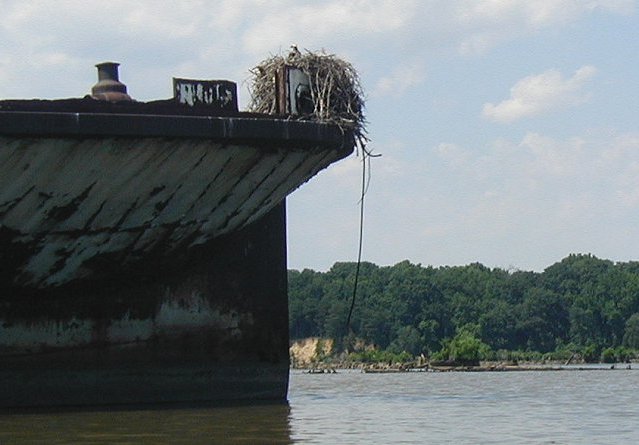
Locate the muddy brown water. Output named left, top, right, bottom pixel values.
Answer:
left=1, top=365, right=637, bottom=444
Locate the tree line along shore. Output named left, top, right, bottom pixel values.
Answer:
left=288, top=254, right=639, bottom=368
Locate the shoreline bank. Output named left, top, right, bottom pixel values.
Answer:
left=295, top=362, right=635, bottom=374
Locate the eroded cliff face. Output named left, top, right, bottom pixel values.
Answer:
left=289, top=338, right=334, bottom=368
left=0, top=204, right=290, bottom=408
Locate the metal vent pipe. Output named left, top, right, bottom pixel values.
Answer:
left=91, top=62, right=132, bottom=101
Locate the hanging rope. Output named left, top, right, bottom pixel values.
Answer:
left=346, top=147, right=380, bottom=331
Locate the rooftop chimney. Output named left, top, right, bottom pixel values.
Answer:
left=91, top=62, right=132, bottom=102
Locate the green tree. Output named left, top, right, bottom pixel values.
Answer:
left=288, top=269, right=324, bottom=339
left=388, top=325, right=422, bottom=355
left=479, top=300, right=518, bottom=350
left=517, top=287, right=568, bottom=352
left=417, top=318, right=441, bottom=353
left=288, top=255, right=639, bottom=359
left=623, top=313, right=639, bottom=349
left=438, top=328, right=490, bottom=365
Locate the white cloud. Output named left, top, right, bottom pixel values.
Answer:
left=482, top=65, right=597, bottom=123
left=456, top=0, right=635, bottom=54
left=518, top=132, right=587, bottom=176
left=434, top=142, right=471, bottom=167
left=464, top=0, right=634, bottom=27
left=372, top=59, right=426, bottom=98
left=0, top=1, right=631, bottom=100
left=0, top=0, right=425, bottom=100
left=0, top=1, right=263, bottom=99
left=442, top=131, right=639, bottom=211
left=241, top=1, right=418, bottom=56
left=601, top=133, right=639, bottom=207
left=427, top=130, right=639, bottom=229
left=404, top=130, right=639, bottom=267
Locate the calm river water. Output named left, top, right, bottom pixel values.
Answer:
left=1, top=366, right=637, bottom=444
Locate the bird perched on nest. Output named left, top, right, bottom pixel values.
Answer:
left=289, top=45, right=302, bottom=60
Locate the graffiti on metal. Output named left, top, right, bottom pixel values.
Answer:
left=173, top=78, right=237, bottom=110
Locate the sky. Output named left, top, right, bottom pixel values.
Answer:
left=1, top=0, right=637, bottom=272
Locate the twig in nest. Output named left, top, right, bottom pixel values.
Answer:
left=248, top=48, right=369, bottom=152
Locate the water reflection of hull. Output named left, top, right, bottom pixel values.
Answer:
left=0, top=403, right=293, bottom=443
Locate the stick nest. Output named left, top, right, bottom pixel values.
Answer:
left=248, top=48, right=368, bottom=148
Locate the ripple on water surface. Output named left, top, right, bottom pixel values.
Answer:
left=0, top=367, right=637, bottom=444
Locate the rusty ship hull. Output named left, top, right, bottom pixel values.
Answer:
left=0, top=111, right=349, bottom=288
left=0, top=100, right=353, bottom=408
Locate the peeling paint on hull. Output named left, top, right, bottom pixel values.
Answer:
left=1, top=203, right=291, bottom=409
left=0, top=134, right=346, bottom=288
left=0, top=108, right=353, bottom=409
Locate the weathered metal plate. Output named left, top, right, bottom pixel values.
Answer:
left=277, top=66, right=313, bottom=115
left=173, top=78, right=238, bottom=111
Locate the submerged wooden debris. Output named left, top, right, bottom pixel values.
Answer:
left=360, top=362, right=635, bottom=373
